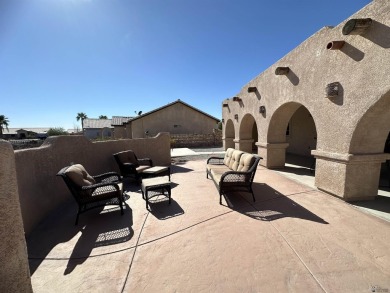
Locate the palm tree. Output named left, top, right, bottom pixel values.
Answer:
left=76, top=112, right=88, bottom=133
left=99, top=115, right=108, bottom=119
left=0, top=115, right=10, bottom=139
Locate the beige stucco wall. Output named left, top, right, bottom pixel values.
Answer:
left=0, top=141, right=33, bottom=292
left=222, top=0, right=390, bottom=200
left=14, top=133, right=171, bottom=236
left=113, top=125, right=128, bottom=139
left=129, top=103, right=219, bottom=138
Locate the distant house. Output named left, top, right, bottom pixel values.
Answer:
left=3, top=128, right=50, bottom=139
left=111, top=116, right=132, bottom=139
left=120, top=100, right=220, bottom=138
left=83, top=119, right=113, bottom=139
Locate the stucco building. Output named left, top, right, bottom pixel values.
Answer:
left=121, top=100, right=220, bottom=138
left=221, top=0, right=390, bottom=202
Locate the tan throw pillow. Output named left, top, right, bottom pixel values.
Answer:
left=65, top=164, right=96, bottom=187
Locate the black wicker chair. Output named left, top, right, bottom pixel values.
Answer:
left=113, top=150, right=153, bottom=183
left=57, top=164, right=125, bottom=225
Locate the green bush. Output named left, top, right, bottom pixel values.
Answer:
left=47, top=127, right=69, bottom=136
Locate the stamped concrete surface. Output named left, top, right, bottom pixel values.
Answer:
left=28, top=160, right=390, bottom=293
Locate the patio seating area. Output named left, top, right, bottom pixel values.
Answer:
left=28, top=159, right=390, bottom=292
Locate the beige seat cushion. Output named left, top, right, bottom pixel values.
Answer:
left=210, top=167, right=230, bottom=183
left=223, top=148, right=235, bottom=166
left=229, top=150, right=244, bottom=171
left=65, top=164, right=96, bottom=187
left=237, top=154, right=256, bottom=172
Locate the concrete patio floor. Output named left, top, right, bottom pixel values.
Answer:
left=27, top=159, right=390, bottom=293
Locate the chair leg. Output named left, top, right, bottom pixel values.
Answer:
left=119, top=196, right=124, bottom=215
left=75, top=214, right=79, bottom=225
left=168, top=187, right=171, bottom=204
left=219, top=191, right=223, bottom=205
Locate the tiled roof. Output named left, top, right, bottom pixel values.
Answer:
left=83, top=119, right=113, bottom=129
left=111, top=116, right=133, bottom=126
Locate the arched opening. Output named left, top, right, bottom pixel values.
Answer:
left=239, top=114, right=258, bottom=153
left=224, top=119, right=235, bottom=150
left=268, top=102, right=317, bottom=180
left=349, top=91, right=390, bottom=205
left=286, top=106, right=317, bottom=166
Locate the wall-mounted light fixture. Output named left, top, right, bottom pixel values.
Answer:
left=275, top=67, right=290, bottom=75
left=326, top=82, right=340, bottom=98
left=221, top=119, right=225, bottom=123
left=233, top=96, right=242, bottom=102
left=259, top=106, right=266, bottom=114
left=342, top=18, right=372, bottom=35
left=234, top=114, right=238, bottom=120
left=326, top=41, right=345, bottom=50
left=248, top=87, right=257, bottom=93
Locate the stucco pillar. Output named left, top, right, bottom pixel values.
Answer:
left=234, top=138, right=254, bottom=153
left=257, top=142, right=289, bottom=168
left=0, top=140, right=33, bottom=292
left=312, top=150, right=390, bottom=201
left=222, top=137, right=235, bottom=150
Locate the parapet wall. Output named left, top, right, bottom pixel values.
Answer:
left=0, top=141, right=33, bottom=292
left=14, top=133, right=171, bottom=235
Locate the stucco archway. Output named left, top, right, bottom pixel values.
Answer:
left=349, top=91, right=390, bottom=197
left=238, top=114, right=258, bottom=153
left=266, top=102, right=317, bottom=168
left=224, top=119, right=235, bottom=150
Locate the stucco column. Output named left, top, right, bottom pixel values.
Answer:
left=312, top=150, right=390, bottom=201
left=234, top=138, right=254, bottom=153
left=222, top=137, right=234, bottom=150
left=0, top=141, right=33, bottom=292
left=256, top=142, right=289, bottom=168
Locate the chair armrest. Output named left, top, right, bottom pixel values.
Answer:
left=220, top=170, right=251, bottom=183
left=138, top=158, right=153, bottom=167
left=207, top=157, right=224, bottom=164
left=82, top=182, right=121, bottom=193
left=93, top=172, right=121, bottom=183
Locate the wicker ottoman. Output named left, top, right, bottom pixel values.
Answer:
left=141, top=176, right=171, bottom=209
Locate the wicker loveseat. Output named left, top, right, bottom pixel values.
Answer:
left=206, top=148, right=261, bottom=204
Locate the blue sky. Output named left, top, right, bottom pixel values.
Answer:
left=0, top=0, right=371, bottom=130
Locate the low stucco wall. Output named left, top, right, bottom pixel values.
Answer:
left=0, top=141, right=33, bottom=292
left=15, top=132, right=171, bottom=236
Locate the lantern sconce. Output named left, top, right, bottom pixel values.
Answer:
left=248, top=87, right=257, bottom=93
left=326, top=82, right=340, bottom=98
left=326, top=41, right=345, bottom=50
left=259, top=106, right=266, bottom=114
left=275, top=67, right=290, bottom=75
left=234, top=114, right=238, bottom=120
left=233, top=96, right=242, bottom=102
left=221, top=119, right=225, bottom=123
left=342, top=18, right=372, bottom=35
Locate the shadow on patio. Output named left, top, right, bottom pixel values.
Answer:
left=27, top=200, right=134, bottom=275
left=221, top=182, right=328, bottom=224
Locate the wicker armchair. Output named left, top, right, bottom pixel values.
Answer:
left=113, top=150, right=153, bottom=183
left=57, top=164, right=124, bottom=225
